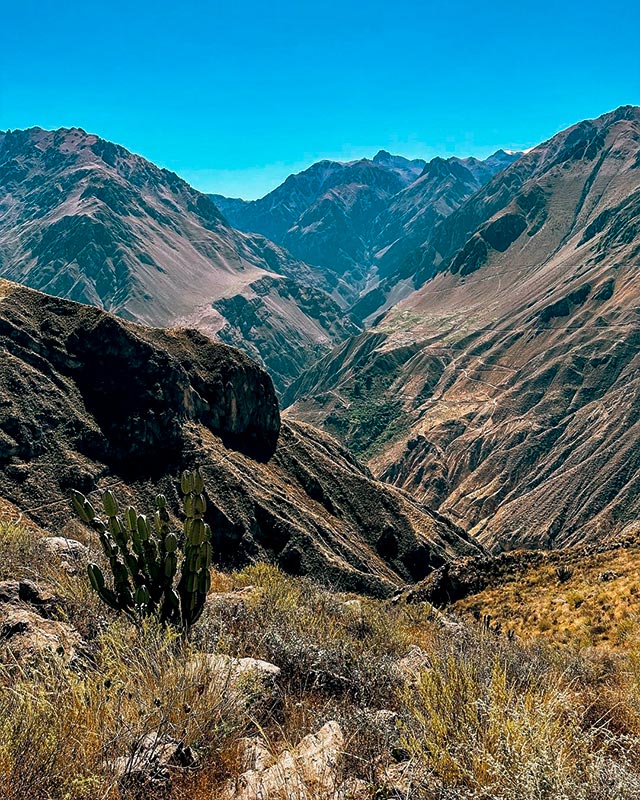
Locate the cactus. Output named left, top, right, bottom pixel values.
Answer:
left=71, top=468, right=212, bottom=634
left=555, top=565, right=573, bottom=584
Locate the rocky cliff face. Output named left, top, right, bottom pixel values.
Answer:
left=0, top=127, right=358, bottom=392
left=285, top=106, right=640, bottom=552
left=0, top=280, right=483, bottom=594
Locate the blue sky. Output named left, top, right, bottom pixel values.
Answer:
left=1, top=0, right=638, bottom=199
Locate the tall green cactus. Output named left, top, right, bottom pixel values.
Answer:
left=72, top=468, right=212, bottom=633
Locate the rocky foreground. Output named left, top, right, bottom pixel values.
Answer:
left=2, top=500, right=640, bottom=799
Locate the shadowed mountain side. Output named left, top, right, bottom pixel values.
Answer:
left=354, top=151, right=521, bottom=320
left=213, top=157, right=417, bottom=306
left=0, top=280, right=483, bottom=595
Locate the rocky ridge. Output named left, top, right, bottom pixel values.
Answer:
left=213, top=149, right=520, bottom=315
left=0, top=279, right=482, bottom=595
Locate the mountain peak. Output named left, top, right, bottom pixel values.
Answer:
left=0, top=125, right=361, bottom=392
left=605, top=104, right=640, bottom=123
left=418, top=155, right=457, bottom=179
left=493, top=148, right=522, bottom=156
left=372, top=149, right=393, bottom=162
left=371, top=149, right=425, bottom=168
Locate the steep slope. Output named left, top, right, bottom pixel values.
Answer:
left=0, top=279, right=483, bottom=595
left=0, top=127, right=358, bottom=392
left=285, top=106, right=640, bottom=552
left=415, top=521, right=640, bottom=647
left=214, top=154, right=422, bottom=305
left=212, top=151, right=425, bottom=244
left=281, top=161, right=408, bottom=290
left=352, top=149, right=522, bottom=320
left=214, top=149, right=519, bottom=316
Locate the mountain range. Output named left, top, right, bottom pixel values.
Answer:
left=285, top=105, right=640, bottom=551
left=0, top=127, right=358, bottom=392
left=213, top=148, right=520, bottom=313
left=1, top=106, right=639, bottom=561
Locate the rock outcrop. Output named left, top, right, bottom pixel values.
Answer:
left=0, top=578, right=80, bottom=662
left=0, top=281, right=482, bottom=595
left=224, top=721, right=344, bottom=800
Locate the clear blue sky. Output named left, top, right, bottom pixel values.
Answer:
left=1, top=0, right=638, bottom=199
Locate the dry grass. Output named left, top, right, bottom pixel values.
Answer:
left=3, top=511, right=640, bottom=798
left=454, top=545, right=640, bottom=648
left=0, top=518, right=48, bottom=582
left=0, top=623, right=247, bottom=799
left=401, top=638, right=640, bottom=798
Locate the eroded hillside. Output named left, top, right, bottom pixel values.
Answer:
left=0, top=279, right=483, bottom=595
left=285, top=106, right=640, bottom=551
left=214, top=149, right=519, bottom=315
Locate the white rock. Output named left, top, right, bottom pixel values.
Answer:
left=206, top=653, right=281, bottom=681
left=395, top=645, right=430, bottom=682
left=225, top=721, right=344, bottom=800
left=339, top=598, right=363, bottom=615
left=42, top=536, right=88, bottom=572
left=237, top=737, right=274, bottom=773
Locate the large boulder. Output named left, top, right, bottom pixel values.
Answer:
left=42, top=536, right=88, bottom=572
left=224, top=721, right=344, bottom=800
left=206, top=653, right=282, bottom=683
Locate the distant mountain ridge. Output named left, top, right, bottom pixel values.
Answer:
left=2, top=107, right=639, bottom=560
left=0, top=126, right=520, bottom=397
left=0, top=127, right=358, bottom=391
left=213, top=150, right=427, bottom=242
left=212, top=148, right=521, bottom=312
